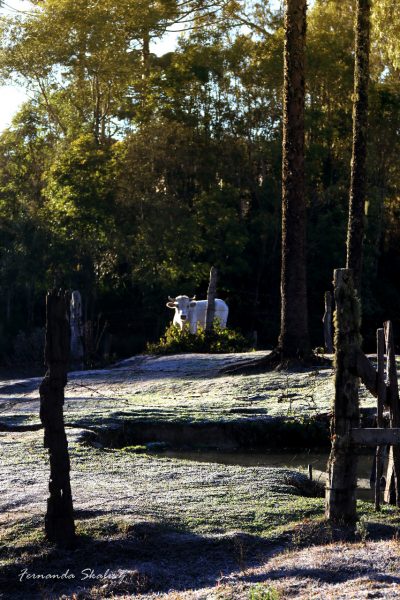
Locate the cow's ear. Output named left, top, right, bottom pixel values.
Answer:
left=166, top=302, right=176, bottom=309
left=190, top=301, right=196, bottom=307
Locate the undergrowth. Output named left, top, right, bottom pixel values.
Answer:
left=147, top=322, right=252, bottom=354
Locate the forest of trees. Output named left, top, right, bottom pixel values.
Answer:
left=0, top=0, right=399, bottom=361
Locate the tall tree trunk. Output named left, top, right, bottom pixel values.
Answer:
left=279, top=0, right=310, bottom=361
left=346, top=0, right=371, bottom=291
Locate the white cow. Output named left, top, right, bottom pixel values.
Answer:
left=166, top=295, right=229, bottom=334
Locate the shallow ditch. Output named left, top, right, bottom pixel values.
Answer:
left=152, top=449, right=376, bottom=501
left=91, top=406, right=377, bottom=454
left=91, top=422, right=376, bottom=502
left=93, top=416, right=332, bottom=450
left=87, top=405, right=380, bottom=502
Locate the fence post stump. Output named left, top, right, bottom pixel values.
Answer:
left=323, top=291, right=334, bottom=353
left=205, top=266, right=218, bottom=333
left=325, top=269, right=361, bottom=522
left=39, top=289, right=75, bottom=546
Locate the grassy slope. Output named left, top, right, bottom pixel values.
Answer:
left=0, top=353, right=379, bottom=432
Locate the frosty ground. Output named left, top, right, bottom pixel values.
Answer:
left=0, top=352, right=399, bottom=599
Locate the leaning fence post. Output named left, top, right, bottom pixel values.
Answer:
left=205, top=266, right=218, bottom=333
left=323, top=291, right=334, bottom=353
left=325, top=269, right=361, bottom=522
left=39, top=289, right=75, bottom=545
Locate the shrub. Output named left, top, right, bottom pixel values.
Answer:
left=147, top=322, right=252, bottom=354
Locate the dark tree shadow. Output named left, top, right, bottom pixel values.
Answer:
left=1, top=515, right=398, bottom=600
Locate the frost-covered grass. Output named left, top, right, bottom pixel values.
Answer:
left=0, top=427, right=398, bottom=600
left=0, top=352, right=379, bottom=433
left=1, top=353, right=400, bottom=598
left=0, top=428, right=323, bottom=538
left=0, top=426, right=328, bottom=598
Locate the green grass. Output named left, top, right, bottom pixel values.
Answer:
left=249, top=585, right=281, bottom=600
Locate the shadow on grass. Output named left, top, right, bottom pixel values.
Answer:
left=0, top=514, right=286, bottom=599
left=0, top=415, right=42, bottom=431
left=243, top=567, right=400, bottom=586
left=1, top=512, right=399, bottom=599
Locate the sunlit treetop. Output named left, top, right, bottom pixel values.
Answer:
left=372, top=0, right=400, bottom=71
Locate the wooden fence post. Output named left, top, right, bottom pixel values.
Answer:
left=70, top=290, right=84, bottom=368
left=323, top=291, right=334, bottom=353
left=325, top=269, right=361, bottom=522
left=374, top=327, right=385, bottom=510
left=39, top=290, right=75, bottom=545
left=205, top=266, right=218, bottom=333
left=383, top=321, right=400, bottom=506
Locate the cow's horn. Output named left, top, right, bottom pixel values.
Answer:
left=190, top=295, right=196, bottom=301
left=168, top=296, right=176, bottom=302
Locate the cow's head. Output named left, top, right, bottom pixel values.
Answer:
left=166, top=295, right=196, bottom=329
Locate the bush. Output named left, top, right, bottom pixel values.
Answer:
left=147, top=322, right=252, bottom=354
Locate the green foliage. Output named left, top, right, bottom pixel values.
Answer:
left=248, top=584, right=281, bottom=600
left=372, top=0, right=400, bottom=70
left=355, top=515, right=369, bottom=544
left=147, top=323, right=251, bottom=355
left=0, top=0, right=399, bottom=356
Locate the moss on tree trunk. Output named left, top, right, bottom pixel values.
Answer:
left=346, top=0, right=371, bottom=290
left=279, top=0, right=310, bottom=361
left=326, top=269, right=361, bottom=523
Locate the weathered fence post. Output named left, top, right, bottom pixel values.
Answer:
left=39, top=290, right=75, bottom=545
left=326, top=269, right=361, bottom=522
left=374, top=327, right=385, bottom=510
left=383, top=321, right=400, bottom=506
left=323, top=291, right=334, bottom=353
left=70, top=290, right=84, bottom=368
left=205, top=266, right=218, bottom=333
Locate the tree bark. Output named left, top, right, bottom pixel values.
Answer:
left=279, top=0, right=310, bottom=361
left=205, top=266, right=217, bottom=333
left=326, top=269, right=361, bottom=522
left=346, top=0, right=371, bottom=291
left=39, top=290, right=75, bottom=546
